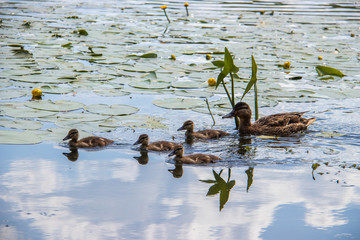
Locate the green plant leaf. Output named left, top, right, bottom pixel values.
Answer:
left=85, top=104, right=139, bottom=116
left=153, top=98, right=203, bottom=109
left=315, top=65, right=345, bottom=77
left=212, top=60, right=224, bottom=68
left=25, top=100, right=84, bottom=112
left=0, top=130, right=43, bottom=144
left=139, top=53, right=157, bottom=58
left=241, top=55, right=258, bottom=100
left=199, top=179, right=217, bottom=184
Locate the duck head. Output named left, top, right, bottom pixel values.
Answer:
left=168, top=145, right=184, bottom=157
left=63, top=129, right=79, bottom=141
left=134, top=134, right=149, bottom=146
left=177, top=120, right=194, bottom=131
left=222, top=102, right=252, bottom=119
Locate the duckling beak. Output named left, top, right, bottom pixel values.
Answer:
left=177, top=126, right=184, bottom=131
left=133, top=139, right=140, bottom=145
left=222, top=110, right=235, bottom=119
left=63, top=135, right=71, bottom=141
left=168, top=150, right=176, bottom=157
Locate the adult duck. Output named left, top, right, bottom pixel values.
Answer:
left=222, top=102, right=316, bottom=136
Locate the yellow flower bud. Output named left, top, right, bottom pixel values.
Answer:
left=184, top=2, right=189, bottom=7
left=283, top=61, right=291, bottom=69
left=32, top=88, right=42, bottom=97
left=318, top=56, right=323, bottom=60
left=161, top=5, right=167, bottom=10
left=170, top=54, right=176, bottom=60
left=206, top=54, right=212, bottom=60
left=208, top=78, right=216, bottom=86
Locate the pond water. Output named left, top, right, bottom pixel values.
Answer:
left=1, top=0, right=360, bottom=239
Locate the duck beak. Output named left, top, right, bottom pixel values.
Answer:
left=133, top=139, right=140, bottom=145
left=222, top=110, right=235, bottom=119
left=168, top=150, right=176, bottom=157
left=63, top=135, right=71, bottom=141
left=177, top=126, right=184, bottom=131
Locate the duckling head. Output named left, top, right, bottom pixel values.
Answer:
left=222, top=102, right=252, bottom=119
left=63, top=129, right=79, bottom=141
left=134, top=134, right=149, bottom=146
left=168, top=145, right=184, bottom=157
left=177, top=120, right=194, bottom=131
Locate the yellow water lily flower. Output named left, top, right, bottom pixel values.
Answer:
left=32, top=88, right=42, bottom=97
left=206, top=54, right=212, bottom=60
left=161, top=5, right=167, bottom=10
left=283, top=61, right=291, bottom=69
left=208, top=78, right=216, bottom=86
left=318, top=56, right=323, bottom=60
left=184, top=2, right=189, bottom=7
left=170, top=54, right=176, bottom=60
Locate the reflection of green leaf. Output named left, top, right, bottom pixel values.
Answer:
left=207, top=184, right=220, bottom=196
left=316, top=65, right=345, bottom=77
left=245, top=167, right=254, bottom=192
left=200, top=168, right=235, bottom=211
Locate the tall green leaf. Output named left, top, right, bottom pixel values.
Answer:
left=241, top=55, right=258, bottom=100
left=316, top=65, right=345, bottom=77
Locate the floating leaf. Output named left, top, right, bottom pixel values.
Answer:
left=212, top=60, right=224, bottom=68
left=174, top=89, right=213, bottom=98
left=0, top=118, right=43, bottom=130
left=100, top=114, right=167, bottom=129
left=153, top=98, right=203, bottom=109
left=139, top=53, right=157, bottom=58
left=40, top=85, right=74, bottom=94
left=171, top=81, right=207, bottom=89
left=0, top=130, right=42, bottom=144
left=1, top=102, right=57, bottom=118
left=129, top=80, right=170, bottom=89
left=85, top=104, right=139, bottom=116
left=0, top=88, right=27, bottom=100
left=316, top=65, right=345, bottom=77
left=25, top=100, right=84, bottom=112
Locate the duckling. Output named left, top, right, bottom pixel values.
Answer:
left=168, top=146, right=221, bottom=164
left=222, top=102, right=316, bottom=136
left=63, top=129, right=114, bottom=148
left=134, top=134, right=181, bottom=151
left=177, top=120, right=229, bottom=139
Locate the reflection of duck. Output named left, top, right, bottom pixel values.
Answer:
left=62, top=148, right=79, bottom=162
left=63, top=129, right=114, bottom=148
left=134, top=134, right=181, bottom=151
left=133, top=151, right=149, bottom=165
left=223, top=102, right=316, bottom=136
left=168, top=163, right=183, bottom=178
left=177, top=120, right=229, bottom=139
left=168, top=146, right=221, bottom=164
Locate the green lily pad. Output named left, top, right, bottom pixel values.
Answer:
left=153, top=98, right=204, bottom=109
left=25, top=100, right=84, bottom=112
left=93, top=88, right=130, bottom=97
left=316, top=65, right=345, bottom=77
left=100, top=114, right=167, bottom=129
left=171, top=81, right=207, bottom=89
left=0, top=88, right=28, bottom=100
left=0, top=130, right=42, bottom=144
left=85, top=104, right=139, bottom=116
left=0, top=118, right=43, bottom=130
left=129, top=80, right=170, bottom=89
left=40, top=85, right=74, bottom=94
left=1, top=102, right=57, bottom=118
left=174, top=89, right=213, bottom=98
left=42, top=112, right=110, bottom=123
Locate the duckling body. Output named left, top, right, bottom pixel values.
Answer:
left=168, top=146, right=221, bottom=164
left=63, top=129, right=114, bottom=148
left=134, top=134, right=181, bottom=151
left=177, top=120, right=229, bottom=139
left=222, top=102, right=316, bottom=136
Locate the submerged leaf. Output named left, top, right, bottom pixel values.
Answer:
left=316, top=65, right=345, bottom=77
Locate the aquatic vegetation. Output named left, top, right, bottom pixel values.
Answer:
left=161, top=5, right=171, bottom=23
left=184, top=2, right=189, bottom=16
left=200, top=169, right=235, bottom=211
left=316, top=65, right=345, bottom=77
left=207, top=78, right=216, bottom=86
left=31, top=88, right=42, bottom=100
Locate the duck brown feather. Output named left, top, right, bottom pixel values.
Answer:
left=177, top=120, right=229, bottom=139
left=168, top=146, right=221, bottom=164
left=223, top=102, right=316, bottom=136
left=134, top=134, right=181, bottom=151
left=63, top=129, right=114, bottom=148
